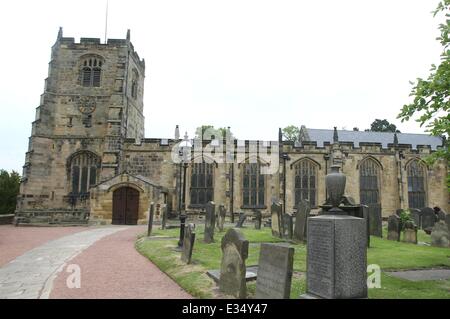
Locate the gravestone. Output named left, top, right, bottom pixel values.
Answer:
left=409, top=209, right=421, bottom=230
left=300, top=215, right=367, bottom=299
left=402, top=221, right=418, bottom=245
left=147, top=202, right=155, bottom=237
left=431, top=221, right=450, bottom=248
left=217, top=205, right=226, bottom=232
left=361, top=205, right=370, bottom=248
left=236, top=213, right=247, bottom=228
left=219, top=228, right=249, bottom=299
left=282, top=214, right=293, bottom=240
left=161, top=205, right=167, bottom=230
left=387, top=214, right=401, bottom=241
left=255, top=243, right=294, bottom=299
left=181, top=223, right=196, bottom=264
left=421, top=207, right=437, bottom=233
left=294, top=200, right=310, bottom=243
left=368, top=204, right=382, bottom=238
left=204, top=202, right=216, bottom=243
left=446, top=214, right=450, bottom=235
left=253, top=210, right=262, bottom=230
left=271, top=202, right=283, bottom=238
left=437, top=210, right=446, bottom=221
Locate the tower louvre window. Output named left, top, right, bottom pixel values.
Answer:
left=81, top=56, right=104, bottom=87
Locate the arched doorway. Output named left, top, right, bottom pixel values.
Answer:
left=112, top=187, right=139, bottom=225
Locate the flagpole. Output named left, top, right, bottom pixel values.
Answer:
left=104, top=0, right=109, bottom=44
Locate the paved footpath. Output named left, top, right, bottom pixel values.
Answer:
left=50, top=226, right=191, bottom=299
left=0, top=226, right=191, bottom=299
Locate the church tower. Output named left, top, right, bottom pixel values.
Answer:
left=17, top=28, right=146, bottom=217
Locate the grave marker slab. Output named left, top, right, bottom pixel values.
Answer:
left=301, top=215, right=367, bottom=299
left=409, top=209, right=421, bottom=230
left=161, top=205, right=167, bottom=230
left=294, top=200, right=310, bottom=243
left=253, top=210, right=262, bottom=230
left=271, top=202, right=282, bottom=238
left=236, top=213, right=246, bottom=228
left=217, top=205, right=226, bottom=232
left=387, top=214, right=401, bottom=241
left=219, top=228, right=249, bottom=299
left=431, top=221, right=450, bottom=248
left=421, top=207, right=437, bottom=232
left=204, top=202, right=216, bottom=243
left=181, top=224, right=196, bottom=264
left=255, top=244, right=294, bottom=299
left=147, top=202, right=155, bottom=237
left=368, top=204, right=382, bottom=238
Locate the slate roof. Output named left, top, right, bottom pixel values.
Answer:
left=301, top=128, right=443, bottom=150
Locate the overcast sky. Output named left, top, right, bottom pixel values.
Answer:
left=0, top=0, right=444, bottom=173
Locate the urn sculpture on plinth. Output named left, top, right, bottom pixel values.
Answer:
left=325, top=165, right=346, bottom=214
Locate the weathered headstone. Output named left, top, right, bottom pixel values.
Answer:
left=409, top=209, right=421, bottom=230
left=255, top=243, right=294, bottom=299
left=437, top=210, right=446, bottom=221
left=236, top=212, right=246, bottom=228
left=204, top=201, right=216, bottom=243
left=421, top=207, right=437, bottom=233
left=431, top=221, right=450, bottom=248
left=361, top=205, right=370, bottom=248
left=282, top=214, right=293, bottom=240
left=181, top=223, right=196, bottom=264
left=402, top=221, right=418, bottom=245
left=446, top=214, right=450, bottom=235
left=219, top=228, right=249, bottom=299
left=368, top=204, right=382, bottom=238
left=217, top=205, right=226, bottom=232
left=253, top=210, right=262, bottom=230
left=300, top=215, right=367, bottom=299
left=387, top=214, right=401, bottom=241
left=271, top=202, right=282, bottom=238
left=147, top=202, right=155, bottom=237
left=161, top=204, right=167, bottom=230
left=293, top=200, right=310, bottom=243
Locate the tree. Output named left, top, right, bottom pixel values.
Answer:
left=368, top=119, right=401, bottom=133
left=195, top=125, right=235, bottom=140
left=282, top=125, right=301, bottom=143
left=0, top=170, right=21, bottom=215
left=398, top=1, right=450, bottom=188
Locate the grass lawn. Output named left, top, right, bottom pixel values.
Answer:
left=135, top=224, right=450, bottom=299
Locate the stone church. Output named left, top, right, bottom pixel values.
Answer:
left=15, top=29, right=449, bottom=225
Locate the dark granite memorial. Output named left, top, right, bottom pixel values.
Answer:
left=301, top=165, right=368, bottom=299
left=255, top=243, right=294, bottom=299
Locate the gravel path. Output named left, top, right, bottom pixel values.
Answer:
left=0, top=225, right=89, bottom=267
left=49, top=226, right=192, bottom=299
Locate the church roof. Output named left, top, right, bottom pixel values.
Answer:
left=301, top=128, right=443, bottom=150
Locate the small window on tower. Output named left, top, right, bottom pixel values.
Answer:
left=80, top=55, right=104, bottom=87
